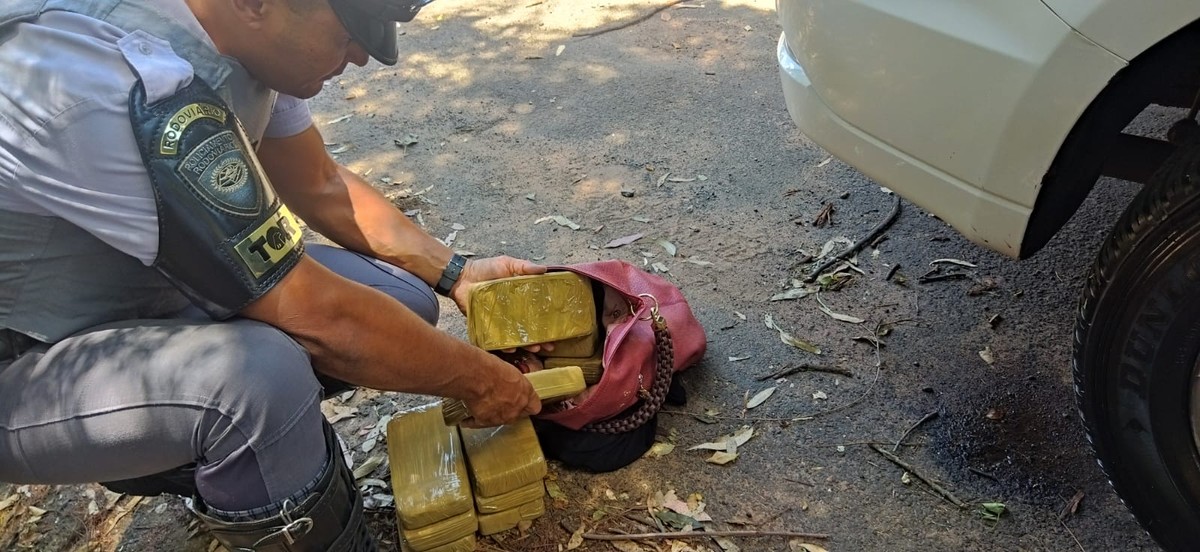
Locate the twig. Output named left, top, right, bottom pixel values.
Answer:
left=814, top=440, right=925, bottom=448
left=968, top=467, right=998, bottom=481
left=893, top=410, right=940, bottom=452
left=886, top=264, right=901, bottom=281
left=1060, top=517, right=1087, bottom=552
left=918, top=272, right=968, bottom=284
left=806, top=194, right=901, bottom=282
left=573, top=0, right=690, bottom=38
left=870, top=444, right=967, bottom=508
left=660, top=409, right=801, bottom=423
left=756, top=363, right=854, bottom=381
left=622, top=512, right=660, bottom=531
left=583, top=529, right=830, bottom=541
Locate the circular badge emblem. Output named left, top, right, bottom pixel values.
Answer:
left=212, top=157, right=249, bottom=190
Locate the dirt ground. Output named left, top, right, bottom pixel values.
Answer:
left=0, top=1, right=1172, bottom=550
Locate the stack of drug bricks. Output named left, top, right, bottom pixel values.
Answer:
left=467, top=271, right=604, bottom=383
left=386, top=272, right=603, bottom=551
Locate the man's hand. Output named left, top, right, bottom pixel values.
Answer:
left=460, top=358, right=542, bottom=428
left=448, top=255, right=547, bottom=314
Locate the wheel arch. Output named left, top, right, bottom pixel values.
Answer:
left=1020, top=20, right=1200, bottom=258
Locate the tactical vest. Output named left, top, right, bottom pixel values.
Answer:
left=0, top=0, right=278, bottom=343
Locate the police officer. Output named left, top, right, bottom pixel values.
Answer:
left=0, top=0, right=543, bottom=549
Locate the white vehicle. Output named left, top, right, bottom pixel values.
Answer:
left=777, top=2, right=1200, bottom=549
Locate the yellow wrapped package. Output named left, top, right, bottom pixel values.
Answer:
left=467, top=272, right=597, bottom=351
left=475, top=480, right=545, bottom=514
left=405, top=534, right=475, bottom=552
left=441, top=367, right=586, bottom=425
left=400, top=509, right=477, bottom=552
left=477, top=498, right=547, bottom=536
left=386, top=404, right=474, bottom=530
left=543, top=355, right=603, bottom=385
left=547, top=332, right=598, bottom=358
left=460, top=417, right=548, bottom=497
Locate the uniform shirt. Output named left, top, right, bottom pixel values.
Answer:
left=0, top=3, right=313, bottom=266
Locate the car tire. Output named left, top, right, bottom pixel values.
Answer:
left=1074, top=140, right=1200, bottom=550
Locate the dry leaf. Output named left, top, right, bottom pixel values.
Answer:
left=451, top=223, right=466, bottom=231
left=657, top=172, right=671, bottom=187
left=632, top=215, right=652, bottom=223
left=816, top=157, right=833, bottom=168
left=645, top=442, right=676, bottom=458
left=360, top=436, right=378, bottom=453
left=612, top=542, right=645, bottom=552
left=604, top=233, right=644, bottom=248
left=566, top=526, right=585, bottom=549
left=0, top=495, right=18, bottom=513
left=658, top=239, right=678, bottom=256
left=817, top=237, right=853, bottom=260
left=790, top=541, right=829, bottom=552
left=931, top=258, right=978, bottom=268
left=555, top=44, right=566, bottom=56
left=746, top=387, right=776, bottom=409
left=812, top=391, right=828, bottom=400
left=707, top=451, right=739, bottom=465
left=394, top=134, right=419, bottom=148
left=770, top=288, right=815, bottom=302
left=728, top=355, right=751, bottom=362
left=327, top=143, right=351, bottom=154
left=766, top=315, right=822, bottom=354
left=652, top=262, right=670, bottom=273
left=690, top=426, right=754, bottom=452
left=359, top=478, right=388, bottom=489
left=979, top=346, right=995, bottom=365
left=327, top=114, right=353, bottom=124
left=323, top=404, right=358, bottom=424
left=545, top=481, right=566, bottom=500
left=713, top=536, right=741, bottom=552
left=535, top=215, right=581, bottom=230
left=815, top=294, right=865, bottom=324
left=352, top=455, right=385, bottom=480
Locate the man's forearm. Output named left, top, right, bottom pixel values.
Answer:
left=242, top=257, right=493, bottom=398
left=304, top=166, right=453, bottom=287
left=258, top=126, right=455, bottom=288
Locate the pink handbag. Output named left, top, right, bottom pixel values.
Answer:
left=538, top=260, right=706, bottom=432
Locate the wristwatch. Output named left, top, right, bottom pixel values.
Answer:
left=434, top=253, right=467, bottom=296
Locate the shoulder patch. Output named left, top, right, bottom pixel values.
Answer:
left=128, top=77, right=303, bottom=319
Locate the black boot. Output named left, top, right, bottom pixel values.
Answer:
left=188, top=422, right=377, bottom=551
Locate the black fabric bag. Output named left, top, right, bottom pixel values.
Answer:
left=532, top=377, right=687, bottom=473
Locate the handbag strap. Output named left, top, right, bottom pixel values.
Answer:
left=582, top=296, right=675, bottom=434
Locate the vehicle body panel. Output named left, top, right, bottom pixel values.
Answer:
left=777, top=0, right=1126, bottom=256
left=1042, top=0, right=1200, bottom=61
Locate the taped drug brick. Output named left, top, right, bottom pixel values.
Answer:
left=467, top=272, right=597, bottom=351
left=387, top=404, right=473, bottom=530
left=460, top=417, right=548, bottom=497
left=476, top=497, right=547, bottom=536
left=401, top=533, right=475, bottom=552
left=400, top=509, right=477, bottom=552
left=475, top=479, right=545, bottom=514
left=441, top=367, right=586, bottom=425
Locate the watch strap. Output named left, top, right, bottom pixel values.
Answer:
left=434, top=253, right=467, bottom=296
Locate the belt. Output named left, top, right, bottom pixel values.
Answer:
left=0, top=328, right=38, bottom=362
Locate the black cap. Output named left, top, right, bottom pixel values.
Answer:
left=328, top=0, right=434, bottom=66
